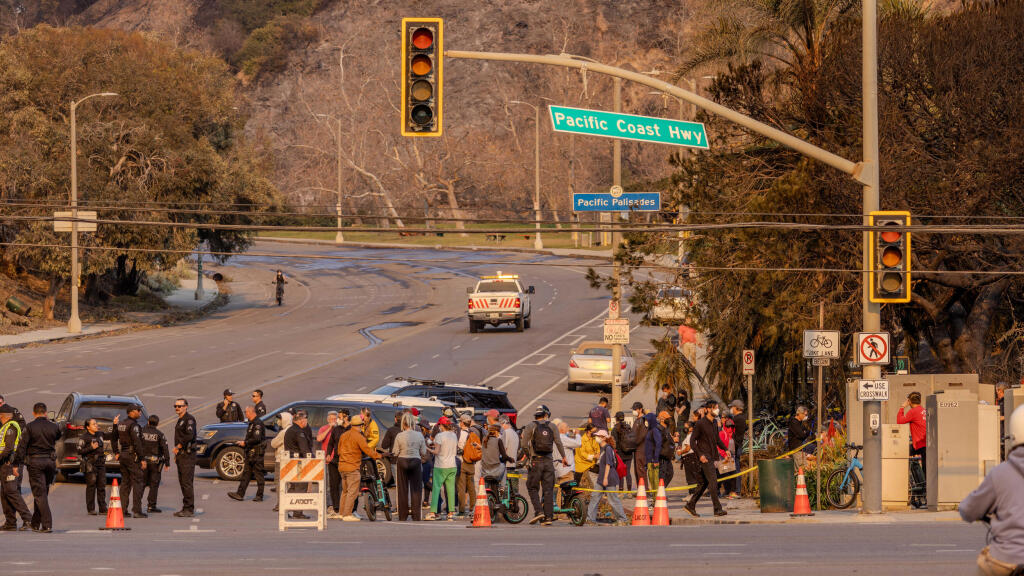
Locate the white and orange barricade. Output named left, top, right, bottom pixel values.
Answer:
left=278, top=449, right=327, bottom=531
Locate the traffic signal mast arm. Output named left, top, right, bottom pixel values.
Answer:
left=444, top=50, right=865, bottom=184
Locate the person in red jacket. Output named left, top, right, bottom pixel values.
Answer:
left=897, top=392, right=927, bottom=474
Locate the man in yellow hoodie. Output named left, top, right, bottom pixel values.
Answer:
left=574, top=423, right=600, bottom=485
left=360, top=407, right=380, bottom=450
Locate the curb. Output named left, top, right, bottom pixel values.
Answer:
left=666, top=514, right=962, bottom=526
left=255, top=236, right=614, bottom=261
left=0, top=281, right=229, bottom=351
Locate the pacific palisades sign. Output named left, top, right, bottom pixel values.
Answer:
left=549, top=105, right=709, bottom=149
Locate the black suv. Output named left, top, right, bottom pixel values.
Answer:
left=371, top=378, right=518, bottom=427
left=195, top=399, right=446, bottom=481
left=52, top=393, right=148, bottom=479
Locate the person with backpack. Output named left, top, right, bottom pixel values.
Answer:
left=589, top=398, right=611, bottom=432
left=586, top=430, right=629, bottom=526
left=611, top=411, right=634, bottom=491
left=521, top=405, right=567, bottom=526
left=455, top=414, right=483, bottom=519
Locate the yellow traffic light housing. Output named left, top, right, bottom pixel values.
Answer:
left=401, top=18, right=443, bottom=137
left=869, top=211, right=911, bottom=303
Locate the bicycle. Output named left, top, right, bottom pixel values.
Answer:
left=743, top=412, right=787, bottom=453
left=909, top=456, right=926, bottom=509
left=484, top=471, right=529, bottom=523
left=824, top=443, right=863, bottom=509
left=551, top=480, right=587, bottom=526
left=359, top=456, right=392, bottom=521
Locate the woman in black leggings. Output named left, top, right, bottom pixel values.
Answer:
left=393, top=413, right=428, bottom=521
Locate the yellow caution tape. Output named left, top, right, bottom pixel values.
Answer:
left=573, top=437, right=820, bottom=494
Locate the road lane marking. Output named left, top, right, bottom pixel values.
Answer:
left=495, top=376, right=520, bottom=390
left=478, top=308, right=606, bottom=388
left=522, top=376, right=567, bottom=409
left=672, top=544, right=746, bottom=547
left=432, top=354, right=440, bottom=358
left=409, top=363, right=418, bottom=369
left=356, top=386, right=367, bottom=391
left=383, top=374, right=394, bottom=380
left=1, top=387, right=36, bottom=397
left=453, top=345, right=461, bottom=350
left=491, top=543, right=543, bottom=546
left=127, top=351, right=277, bottom=395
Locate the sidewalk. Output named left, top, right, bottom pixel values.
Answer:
left=257, top=236, right=614, bottom=260
left=0, top=276, right=220, bottom=349
left=663, top=496, right=961, bottom=525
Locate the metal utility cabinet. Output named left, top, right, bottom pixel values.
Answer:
left=926, top=390, right=979, bottom=511
left=881, top=424, right=910, bottom=510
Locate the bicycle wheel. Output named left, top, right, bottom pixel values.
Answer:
left=383, top=489, right=393, bottom=521
left=825, top=468, right=859, bottom=510
left=363, top=492, right=377, bottom=521
left=503, top=495, right=530, bottom=524
left=567, top=495, right=586, bottom=526
left=486, top=493, right=501, bottom=523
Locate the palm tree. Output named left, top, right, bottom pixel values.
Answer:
left=638, top=336, right=724, bottom=407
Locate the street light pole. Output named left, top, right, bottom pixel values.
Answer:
left=335, top=118, right=344, bottom=244
left=510, top=100, right=544, bottom=250
left=861, top=0, right=883, bottom=515
left=68, top=92, right=118, bottom=334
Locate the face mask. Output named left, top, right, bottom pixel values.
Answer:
left=712, top=408, right=720, bottom=416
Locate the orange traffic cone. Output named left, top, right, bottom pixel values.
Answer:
left=652, top=479, right=670, bottom=526
left=791, top=467, right=814, bottom=517
left=99, top=479, right=130, bottom=531
left=631, top=478, right=651, bottom=526
left=471, top=477, right=492, bottom=528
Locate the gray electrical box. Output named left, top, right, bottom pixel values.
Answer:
left=926, top=390, right=979, bottom=511
left=1006, top=389, right=1024, bottom=460
left=847, top=374, right=987, bottom=446
left=881, top=424, right=910, bottom=510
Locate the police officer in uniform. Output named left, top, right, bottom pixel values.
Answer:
left=77, top=418, right=109, bottom=515
left=216, top=390, right=243, bottom=423
left=141, top=414, right=170, bottom=513
left=173, top=398, right=197, bottom=517
left=0, top=395, right=28, bottom=493
left=112, top=404, right=147, bottom=518
left=24, top=402, right=61, bottom=532
left=228, top=405, right=266, bottom=502
left=252, top=389, right=267, bottom=418
left=0, top=405, right=31, bottom=530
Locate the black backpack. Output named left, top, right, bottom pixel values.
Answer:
left=532, top=422, right=554, bottom=455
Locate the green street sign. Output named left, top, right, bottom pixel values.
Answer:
left=549, top=105, right=709, bottom=149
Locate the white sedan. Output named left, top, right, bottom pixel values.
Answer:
left=567, top=341, right=637, bottom=392
left=649, top=286, right=691, bottom=325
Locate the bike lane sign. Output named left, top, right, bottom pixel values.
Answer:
left=803, top=330, right=840, bottom=359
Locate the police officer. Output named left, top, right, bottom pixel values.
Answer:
left=141, top=414, right=170, bottom=513
left=228, top=405, right=266, bottom=502
left=77, top=418, right=109, bottom=515
left=216, top=389, right=243, bottom=423
left=0, top=395, right=28, bottom=492
left=112, top=404, right=147, bottom=518
left=0, top=405, right=30, bottom=530
left=173, top=398, right=197, bottom=517
left=24, top=402, right=61, bottom=532
left=251, top=389, right=267, bottom=418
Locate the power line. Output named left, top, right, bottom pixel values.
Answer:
left=3, top=213, right=1024, bottom=235
left=0, top=241, right=1021, bottom=276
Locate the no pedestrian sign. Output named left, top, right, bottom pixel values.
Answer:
left=856, top=332, right=891, bottom=365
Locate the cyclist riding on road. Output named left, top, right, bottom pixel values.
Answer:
left=961, top=405, right=1024, bottom=575
left=272, top=270, right=287, bottom=306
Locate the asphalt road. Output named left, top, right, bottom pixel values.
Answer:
left=0, top=242, right=988, bottom=573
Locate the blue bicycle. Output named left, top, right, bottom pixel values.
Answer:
left=825, top=443, right=863, bottom=509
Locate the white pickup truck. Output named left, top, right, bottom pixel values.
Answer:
left=466, top=273, right=534, bottom=333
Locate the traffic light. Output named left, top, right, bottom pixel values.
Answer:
left=869, top=211, right=911, bottom=303
left=401, top=18, right=443, bottom=137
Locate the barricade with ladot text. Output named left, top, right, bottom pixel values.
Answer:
left=278, top=449, right=326, bottom=531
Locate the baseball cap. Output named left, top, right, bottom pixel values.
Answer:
left=350, top=414, right=364, bottom=426
left=485, top=409, right=500, bottom=418
left=594, top=429, right=609, bottom=439
left=460, top=413, right=473, bottom=424
left=223, top=389, right=234, bottom=397
left=410, top=407, right=420, bottom=416
left=438, top=416, right=451, bottom=427
left=658, top=411, right=671, bottom=421
left=614, top=411, right=625, bottom=421
left=729, top=399, right=745, bottom=410
left=0, top=405, right=14, bottom=415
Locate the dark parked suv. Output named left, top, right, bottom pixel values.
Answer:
left=195, top=399, right=445, bottom=481
left=371, top=377, right=518, bottom=427
left=52, top=393, right=148, bottom=479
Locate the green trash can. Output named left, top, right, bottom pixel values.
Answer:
left=758, top=458, right=796, bottom=513
left=5, top=296, right=31, bottom=316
